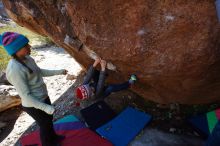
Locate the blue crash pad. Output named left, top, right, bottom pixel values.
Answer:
left=188, top=114, right=210, bottom=138
left=54, top=121, right=86, bottom=131
left=54, top=115, right=79, bottom=124
left=96, top=107, right=152, bottom=146
left=188, top=108, right=220, bottom=139
left=205, top=121, right=220, bottom=146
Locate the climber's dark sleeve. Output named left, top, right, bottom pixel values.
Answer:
left=83, top=65, right=96, bottom=84
left=95, top=70, right=106, bottom=98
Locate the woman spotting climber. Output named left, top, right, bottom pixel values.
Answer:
left=0, top=32, right=66, bottom=146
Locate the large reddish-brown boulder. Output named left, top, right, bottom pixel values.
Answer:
left=2, top=0, right=220, bottom=104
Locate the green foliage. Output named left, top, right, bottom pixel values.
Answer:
left=0, top=46, right=10, bottom=71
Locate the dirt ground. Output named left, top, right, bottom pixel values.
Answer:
left=0, top=46, right=219, bottom=146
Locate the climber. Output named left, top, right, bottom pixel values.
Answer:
left=75, top=58, right=137, bottom=101
left=216, top=0, right=220, bottom=22
left=0, top=32, right=66, bottom=146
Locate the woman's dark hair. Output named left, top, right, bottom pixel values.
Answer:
left=12, top=54, right=33, bottom=74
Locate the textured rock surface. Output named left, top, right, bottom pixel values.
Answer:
left=0, top=72, right=10, bottom=85
left=0, top=95, right=21, bottom=112
left=0, top=85, right=20, bottom=112
left=2, top=0, right=220, bottom=104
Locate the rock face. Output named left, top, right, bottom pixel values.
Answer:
left=0, top=95, right=21, bottom=112
left=2, top=0, right=220, bottom=104
left=0, top=72, right=19, bottom=112
left=0, top=85, right=21, bottom=112
left=0, top=72, right=10, bottom=85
